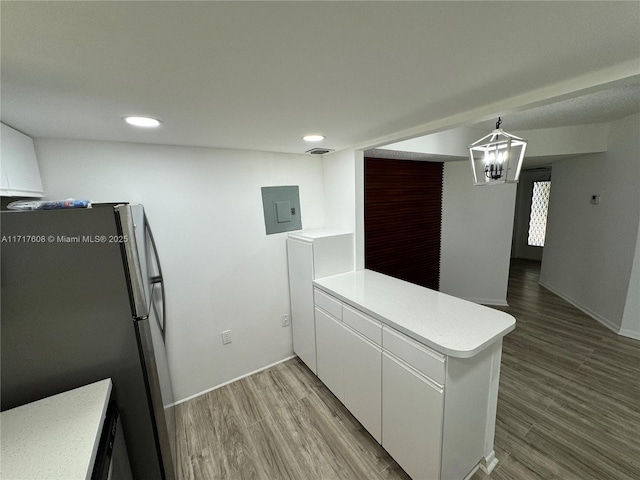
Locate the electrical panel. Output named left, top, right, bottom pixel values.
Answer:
left=261, top=186, right=302, bottom=234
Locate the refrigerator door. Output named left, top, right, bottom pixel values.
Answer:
left=114, top=204, right=149, bottom=319
left=145, top=213, right=177, bottom=445
left=120, top=204, right=177, bottom=480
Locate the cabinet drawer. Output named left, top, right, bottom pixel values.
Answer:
left=314, top=288, right=342, bottom=320
left=343, top=305, right=382, bottom=346
left=383, top=328, right=445, bottom=385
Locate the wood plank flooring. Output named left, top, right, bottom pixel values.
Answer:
left=176, top=259, right=640, bottom=479
left=471, top=260, right=640, bottom=480
left=176, top=356, right=409, bottom=480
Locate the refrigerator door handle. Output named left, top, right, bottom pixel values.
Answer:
left=149, top=284, right=165, bottom=343
left=145, top=215, right=167, bottom=341
left=115, top=204, right=149, bottom=319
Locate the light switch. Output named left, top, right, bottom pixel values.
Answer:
left=591, top=194, right=600, bottom=205
left=276, top=201, right=292, bottom=223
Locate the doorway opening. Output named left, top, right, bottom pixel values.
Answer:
left=511, top=168, right=552, bottom=261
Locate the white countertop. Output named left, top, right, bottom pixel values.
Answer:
left=314, top=269, right=516, bottom=358
left=288, top=228, right=352, bottom=241
left=0, top=379, right=112, bottom=480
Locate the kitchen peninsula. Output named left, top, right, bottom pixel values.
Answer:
left=312, top=269, right=516, bottom=480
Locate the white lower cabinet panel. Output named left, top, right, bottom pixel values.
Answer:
left=287, top=239, right=317, bottom=373
left=343, top=327, right=382, bottom=443
left=313, top=288, right=502, bottom=480
left=382, top=352, right=444, bottom=480
left=315, top=307, right=345, bottom=401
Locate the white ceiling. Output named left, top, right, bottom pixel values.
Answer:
left=2, top=1, right=639, bottom=155
left=367, top=79, right=640, bottom=166
left=469, top=81, right=640, bottom=132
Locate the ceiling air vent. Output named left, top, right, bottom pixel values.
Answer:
left=305, top=147, right=334, bottom=155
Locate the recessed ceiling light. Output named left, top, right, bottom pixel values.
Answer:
left=124, top=116, right=161, bottom=128
left=303, top=134, right=325, bottom=142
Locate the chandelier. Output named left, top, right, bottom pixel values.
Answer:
left=468, top=117, right=527, bottom=185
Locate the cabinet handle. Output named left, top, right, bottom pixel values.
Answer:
left=383, top=352, right=444, bottom=392
left=343, top=322, right=382, bottom=350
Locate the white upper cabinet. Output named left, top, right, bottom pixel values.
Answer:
left=1, top=123, right=44, bottom=197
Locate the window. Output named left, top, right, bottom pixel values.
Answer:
left=527, top=180, right=551, bottom=247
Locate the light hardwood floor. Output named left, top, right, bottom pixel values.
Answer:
left=176, top=260, right=640, bottom=480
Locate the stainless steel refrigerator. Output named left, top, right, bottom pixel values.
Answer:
left=1, top=203, right=177, bottom=480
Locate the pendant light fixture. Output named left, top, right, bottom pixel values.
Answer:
left=468, top=117, right=527, bottom=185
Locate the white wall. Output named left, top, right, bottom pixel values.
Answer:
left=513, top=124, right=609, bottom=158
left=322, top=148, right=361, bottom=268
left=381, top=127, right=483, bottom=158
left=440, top=161, right=517, bottom=305
left=621, top=219, right=640, bottom=339
left=322, top=149, right=357, bottom=232
left=539, top=113, right=640, bottom=333
left=34, top=138, right=325, bottom=402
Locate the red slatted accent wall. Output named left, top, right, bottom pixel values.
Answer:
left=364, top=157, right=443, bottom=290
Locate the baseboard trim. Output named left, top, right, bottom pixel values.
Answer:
left=172, top=354, right=297, bottom=406
left=538, top=280, right=622, bottom=334
left=619, top=328, right=640, bottom=341
left=479, top=450, right=499, bottom=474
left=465, top=297, right=509, bottom=307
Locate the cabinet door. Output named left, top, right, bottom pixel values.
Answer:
left=287, top=239, right=317, bottom=373
left=0, top=123, right=43, bottom=197
left=382, top=352, right=444, bottom=480
left=1, top=160, right=10, bottom=192
left=343, top=326, right=382, bottom=443
left=315, top=307, right=345, bottom=401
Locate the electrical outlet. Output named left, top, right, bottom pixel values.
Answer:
left=281, top=314, right=290, bottom=327
left=222, top=330, right=232, bottom=345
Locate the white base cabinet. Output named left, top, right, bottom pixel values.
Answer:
left=287, top=239, right=317, bottom=372
left=312, top=285, right=505, bottom=480
left=315, top=301, right=382, bottom=443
